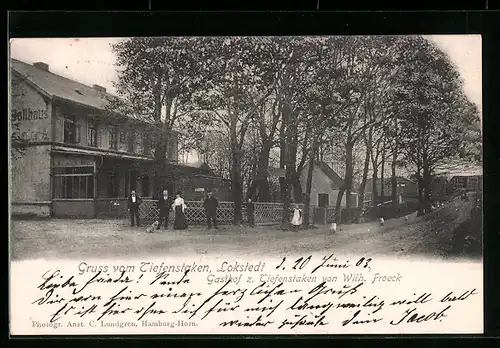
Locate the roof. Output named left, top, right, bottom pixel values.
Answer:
left=12, top=58, right=118, bottom=108
left=52, top=145, right=153, bottom=161
left=434, top=160, right=483, bottom=179
left=10, top=58, right=146, bottom=121
left=168, top=162, right=214, bottom=176
left=268, top=166, right=286, bottom=177
left=315, top=161, right=344, bottom=189
left=366, top=176, right=416, bottom=187
left=177, top=161, right=211, bottom=169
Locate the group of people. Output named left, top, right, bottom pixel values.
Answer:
left=126, top=189, right=304, bottom=230
left=126, top=189, right=221, bottom=230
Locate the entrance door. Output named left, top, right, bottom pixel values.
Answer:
left=129, top=170, right=137, bottom=192
left=318, top=193, right=329, bottom=207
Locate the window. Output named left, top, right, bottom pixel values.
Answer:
left=129, top=171, right=137, bottom=191
left=88, top=121, right=97, bottom=147
left=318, top=193, right=329, bottom=207
left=124, top=171, right=130, bottom=198
left=119, top=132, right=127, bottom=144
left=63, top=116, right=80, bottom=144
left=143, top=134, right=151, bottom=155
left=127, top=131, right=135, bottom=153
left=107, top=169, right=120, bottom=198
left=142, top=175, right=150, bottom=197
left=453, top=177, right=467, bottom=190
left=108, top=126, right=118, bottom=149
left=53, top=166, right=94, bottom=199
left=150, top=137, right=156, bottom=156
left=468, top=177, right=479, bottom=191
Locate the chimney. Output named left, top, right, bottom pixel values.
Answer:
left=33, top=62, right=49, bottom=71
left=92, top=84, right=106, bottom=93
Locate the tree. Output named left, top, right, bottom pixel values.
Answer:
left=194, top=37, right=277, bottom=224
left=298, top=37, right=357, bottom=226
left=331, top=36, right=400, bottom=221
left=111, top=37, right=212, bottom=194
left=396, top=36, right=478, bottom=213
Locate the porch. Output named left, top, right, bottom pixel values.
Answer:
left=50, top=146, right=155, bottom=218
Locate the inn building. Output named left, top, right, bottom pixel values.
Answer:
left=10, top=58, right=222, bottom=218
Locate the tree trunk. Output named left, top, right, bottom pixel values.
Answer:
left=371, top=167, right=379, bottom=208
left=391, top=158, right=398, bottom=208
left=230, top=117, right=243, bottom=225
left=248, top=141, right=272, bottom=201
left=303, top=144, right=317, bottom=228
left=291, top=170, right=303, bottom=203
left=422, top=155, right=432, bottom=214
left=380, top=165, right=385, bottom=204
left=335, top=140, right=354, bottom=222
left=345, top=141, right=354, bottom=208
left=279, top=116, right=286, bottom=202
left=281, top=162, right=292, bottom=227
left=288, top=120, right=302, bottom=203
left=391, top=115, right=399, bottom=209
left=356, top=141, right=370, bottom=222
left=416, top=166, right=424, bottom=216
left=281, top=101, right=293, bottom=228
left=152, top=96, right=171, bottom=196
left=335, top=187, right=346, bottom=223
left=380, top=141, right=386, bottom=204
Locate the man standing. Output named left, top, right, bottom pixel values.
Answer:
left=203, top=191, right=219, bottom=229
left=246, top=198, right=255, bottom=227
left=127, top=190, right=143, bottom=227
left=157, top=189, right=172, bottom=230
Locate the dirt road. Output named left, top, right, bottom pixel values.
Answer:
left=10, top=199, right=478, bottom=261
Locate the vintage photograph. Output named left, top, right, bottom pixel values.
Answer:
left=9, top=35, right=482, bottom=261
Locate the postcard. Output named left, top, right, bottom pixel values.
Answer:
left=9, top=35, right=483, bottom=335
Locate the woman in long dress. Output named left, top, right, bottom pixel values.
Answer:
left=172, top=192, right=188, bottom=230
left=290, top=204, right=303, bottom=231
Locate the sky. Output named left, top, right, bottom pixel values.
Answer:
left=9, top=35, right=482, bottom=111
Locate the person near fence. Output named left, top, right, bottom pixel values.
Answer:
left=157, top=189, right=172, bottom=230
left=172, top=192, right=188, bottom=230
left=291, top=204, right=303, bottom=231
left=246, top=198, right=255, bottom=227
left=203, top=191, right=219, bottom=229
left=127, top=190, right=143, bottom=227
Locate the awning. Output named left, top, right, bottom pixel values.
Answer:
left=52, top=145, right=154, bottom=162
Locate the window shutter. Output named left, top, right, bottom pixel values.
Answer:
left=96, top=127, right=101, bottom=147
left=75, top=124, right=81, bottom=143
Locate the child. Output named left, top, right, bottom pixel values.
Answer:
left=291, top=204, right=303, bottom=231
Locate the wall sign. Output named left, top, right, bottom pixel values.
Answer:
left=54, top=156, right=95, bottom=167
left=11, top=108, right=49, bottom=122
left=19, top=128, right=50, bottom=141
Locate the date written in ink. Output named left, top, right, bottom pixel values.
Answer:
left=275, top=255, right=373, bottom=274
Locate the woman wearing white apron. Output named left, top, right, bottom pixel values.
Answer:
left=291, top=204, right=303, bottom=231
left=172, top=192, right=188, bottom=230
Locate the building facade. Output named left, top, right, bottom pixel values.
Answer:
left=10, top=59, right=181, bottom=218
left=299, top=161, right=358, bottom=208
left=365, top=177, right=419, bottom=206
left=449, top=175, right=483, bottom=193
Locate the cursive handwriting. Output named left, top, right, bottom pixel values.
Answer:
left=27, top=261, right=480, bottom=332
left=390, top=305, right=451, bottom=325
